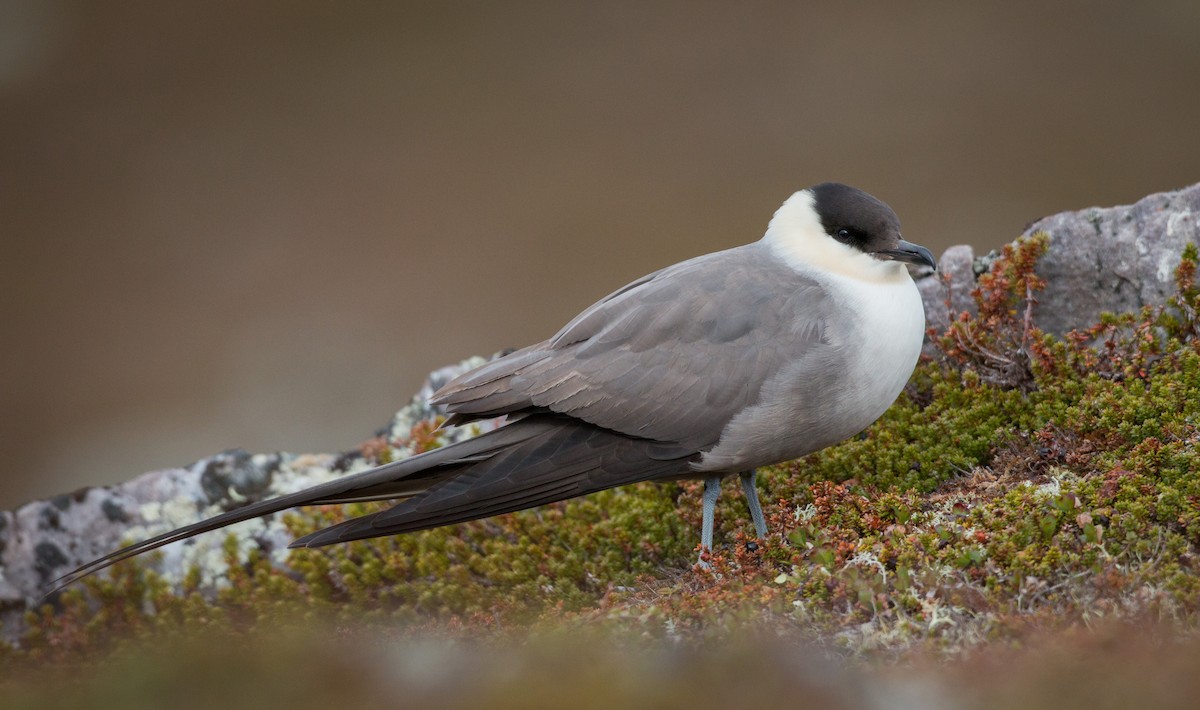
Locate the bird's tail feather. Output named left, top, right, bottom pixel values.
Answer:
left=289, top=419, right=696, bottom=547
left=44, top=420, right=562, bottom=595
left=48, top=417, right=696, bottom=595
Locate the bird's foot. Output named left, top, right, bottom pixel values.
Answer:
left=693, top=545, right=724, bottom=578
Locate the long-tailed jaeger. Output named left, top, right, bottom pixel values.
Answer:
left=52, top=182, right=935, bottom=591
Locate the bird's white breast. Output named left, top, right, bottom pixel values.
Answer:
left=698, top=251, right=926, bottom=473
left=825, top=267, right=925, bottom=416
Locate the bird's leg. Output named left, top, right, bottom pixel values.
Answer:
left=699, top=476, right=722, bottom=568
left=740, top=469, right=768, bottom=539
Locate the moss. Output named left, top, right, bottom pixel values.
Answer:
left=7, top=234, right=1200, bottom=688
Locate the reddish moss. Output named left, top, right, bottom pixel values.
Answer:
left=10, top=233, right=1200, bottom=673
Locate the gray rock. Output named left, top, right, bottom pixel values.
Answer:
left=914, top=182, right=1200, bottom=339
left=916, top=244, right=979, bottom=338
left=0, top=357, right=495, bottom=644
left=1020, top=182, right=1200, bottom=335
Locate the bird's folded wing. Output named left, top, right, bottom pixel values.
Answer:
left=432, top=243, right=833, bottom=450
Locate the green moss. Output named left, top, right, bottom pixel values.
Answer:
left=8, top=233, right=1200, bottom=677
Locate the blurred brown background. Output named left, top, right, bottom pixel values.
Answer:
left=2, top=1, right=1198, bottom=508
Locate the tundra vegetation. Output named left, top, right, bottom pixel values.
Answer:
left=5, top=236, right=1200, bottom=708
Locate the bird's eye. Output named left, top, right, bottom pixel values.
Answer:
left=835, top=228, right=853, bottom=242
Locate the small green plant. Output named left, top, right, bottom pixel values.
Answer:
left=9, top=235, right=1200, bottom=671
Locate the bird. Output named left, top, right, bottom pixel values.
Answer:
left=50, top=182, right=935, bottom=592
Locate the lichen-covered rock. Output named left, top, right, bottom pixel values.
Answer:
left=0, top=357, right=494, bottom=643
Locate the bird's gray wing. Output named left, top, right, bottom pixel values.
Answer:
left=432, top=242, right=833, bottom=451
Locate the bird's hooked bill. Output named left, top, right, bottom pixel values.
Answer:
left=875, top=239, right=937, bottom=270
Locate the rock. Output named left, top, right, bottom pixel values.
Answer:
left=1020, top=182, right=1200, bottom=335
left=0, top=356, right=495, bottom=644
left=914, top=182, right=1200, bottom=338
left=916, top=244, right=979, bottom=338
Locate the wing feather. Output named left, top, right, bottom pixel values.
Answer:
left=432, top=242, right=833, bottom=450
left=290, top=418, right=696, bottom=546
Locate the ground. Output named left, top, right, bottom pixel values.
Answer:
left=4, top=236, right=1199, bottom=709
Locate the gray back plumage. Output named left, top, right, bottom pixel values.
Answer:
left=432, top=242, right=836, bottom=453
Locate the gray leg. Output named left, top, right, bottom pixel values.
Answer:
left=740, top=469, right=768, bottom=539
left=700, top=476, right=722, bottom=565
